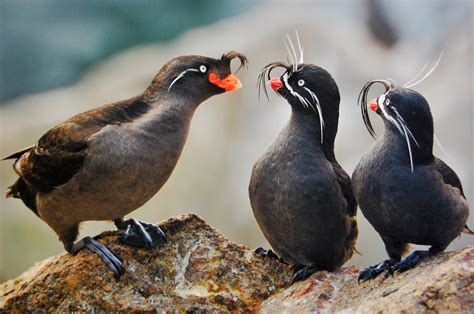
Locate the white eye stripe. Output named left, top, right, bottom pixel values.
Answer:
left=304, top=86, right=325, bottom=144
left=378, top=93, right=403, bottom=135
left=298, top=79, right=305, bottom=86
left=378, top=93, right=386, bottom=108
left=283, top=73, right=325, bottom=144
left=377, top=91, right=419, bottom=172
left=168, top=68, right=200, bottom=92
left=199, top=65, right=207, bottom=73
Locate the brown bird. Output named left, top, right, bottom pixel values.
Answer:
left=4, top=51, right=247, bottom=277
left=250, top=36, right=358, bottom=282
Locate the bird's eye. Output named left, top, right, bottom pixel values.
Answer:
left=199, top=65, right=207, bottom=73
left=298, top=79, right=305, bottom=87
left=385, top=99, right=390, bottom=106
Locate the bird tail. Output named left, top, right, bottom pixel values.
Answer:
left=463, top=225, right=474, bottom=236
left=346, top=216, right=361, bottom=258
left=6, top=181, right=21, bottom=198
left=5, top=178, right=40, bottom=217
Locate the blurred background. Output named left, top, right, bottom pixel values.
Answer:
left=0, top=0, right=472, bottom=281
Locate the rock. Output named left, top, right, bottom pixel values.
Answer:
left=1, top=214, right=472, bottom=312
left=261, top=247, right=474, bottom=313
left=0, top=214, right=292, bottom=312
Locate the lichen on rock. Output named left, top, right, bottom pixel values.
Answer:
left=0, top=214, right=292, bottom=312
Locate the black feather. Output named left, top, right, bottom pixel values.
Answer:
left=332, top=161, right=358, bottom=217
left=435, top=158, right=465, bottom=199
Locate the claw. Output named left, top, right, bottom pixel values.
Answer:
left=141, top=221, right=167, bottom=243
left=255, top=247, right=280, bottom=260
left=255, top=247, right=266, bottom=256
left=358, top=259, right=395, bottom=283
left=115, top=218, right=167, bottom=248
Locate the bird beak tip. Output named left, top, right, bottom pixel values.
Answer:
left=209, top=73, right=242, bottom=92
left=268, top=77, right=283, bottom=90
left=369, top=98, right=379, bottom=112
left=234, top=79, right=243, bottom=90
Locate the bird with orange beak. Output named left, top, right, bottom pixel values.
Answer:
left=353, top=79, right=472, bottom=282
left=4, top=51, right=246, bottom=278
left=250, top=35, right=358, bottom=282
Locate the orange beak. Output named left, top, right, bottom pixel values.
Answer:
left=268, top=77, right=283, bottom=90
left=369, top=98, right=379, bottom=112
left=208, top=73, right=242, bottom=92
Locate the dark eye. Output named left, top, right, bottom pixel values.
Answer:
left=298, top=79, right=305, bottom=87
left=199, top=65, right=207, bottom=73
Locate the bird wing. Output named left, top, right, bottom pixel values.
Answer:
left=9, top=97, right=151, bottom=193
left=434, top=158, right=473, bottom=236
left=14, top=121, right=94, bottom=193
left=434, top=157, right=465, bottom=199
left=332, top=161, right=358, bottom=217
left=332, top=161, right=360, bottom=256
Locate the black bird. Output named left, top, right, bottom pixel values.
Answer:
left=353, top=79, right=472, bottom=282
left=250, top=36, right=358, bottom=282
left=4, top=51, right=246, bottom=278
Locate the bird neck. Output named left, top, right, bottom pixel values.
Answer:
left=289, top=108, right=338, bottom=160
left=383, top=129, right=434, bottom=164
left=135, top=93, right=199, bottom=135
left=144, top=79, right=212, bottom=105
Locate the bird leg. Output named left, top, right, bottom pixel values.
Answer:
left=358, top=259, right=397, bottom=283
left=114, top=218, right=167, bottom=248
left=67, top=236, right=125, bottom=279
left=292, top=265, right=320, bottom=283
left=393, top=249, right=436, bottom=272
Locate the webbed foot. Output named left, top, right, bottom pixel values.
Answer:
left=115, top=218, right=167, bottom=248
left=70, top=236, right=124, bottom=279
left=292, top=265, right=320, bottom=283
left=255, top=247, right=280, bottom=260
left=393, top=250, right=434, bottom=273
left=358, top=259, right=396, bottom=283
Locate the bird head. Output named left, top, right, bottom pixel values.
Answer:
left=146, top=51, right=247, bottom=101
left=258, top=33, right=340, bottom=144
left=358, top=80, right=434, bottom=171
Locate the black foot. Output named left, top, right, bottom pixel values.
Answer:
left=358, top=259, right=396, bottom=283
left=393, top=250, right=434, bottom=273
left=115, top=218, right=167, bottom=248
left=255, top=247, right=279, bottom=260
left=70, top=236, right=124, bottom=279
left=292, top=265, right=319, bottom=283
left=292, top=262, right=305, bottom=273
